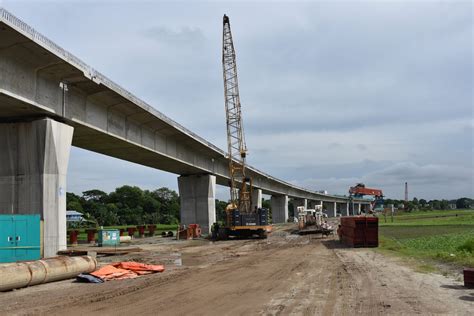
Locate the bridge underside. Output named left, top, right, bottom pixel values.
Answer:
left=0, top=10, right=370, bottom=257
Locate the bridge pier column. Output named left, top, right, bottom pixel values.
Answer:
left=324, top=202, right=336, bottom=217
left=271, top=195, right=288, bottom=223
left=178, top=174, right=216, bottom=235
left=252, top=188, right=262, bottom=209
left=0, top=118, right=73, bottom=258
left=293, top=198, right=307, bottom=218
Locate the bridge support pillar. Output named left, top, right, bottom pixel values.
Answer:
left=324, top=202, right=336, bottom=217
left=293, top=199, right=308, bottom=217
left=178, top=174, right=216, bottom=235
left=271, top=195, right=288, bottom=223
left=0, top=118, right=73, bottom=258
left=252, top=188, right=262, bottom=209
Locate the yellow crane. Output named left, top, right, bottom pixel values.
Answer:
left=219, top=14, right=270, bottom=239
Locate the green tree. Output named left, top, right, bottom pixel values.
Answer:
left=440, top=200, right=450, bottom=210
left=152, top=187, right=180, bottom=224
left=456, top=198, right=473, bottom=209
left=430, top=200, right=441, bottom=210
left=215, top=199, right=228, bottom=223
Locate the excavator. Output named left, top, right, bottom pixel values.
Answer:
left=349, top=183, right=384, bottom=214
left=216, top=15, right=270, bottom=239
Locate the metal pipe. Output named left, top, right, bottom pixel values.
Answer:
left=0, top=256, right=97, bottom=291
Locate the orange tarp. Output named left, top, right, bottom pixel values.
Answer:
left=91, top=261, right=165, bottom=281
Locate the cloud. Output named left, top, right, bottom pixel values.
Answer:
left=3, top=1, right=472, bottom=201
left=142, top=26, right=206, bottom=47
left=294, top=162, right=474, bottom=200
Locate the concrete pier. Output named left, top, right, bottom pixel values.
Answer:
left=271, top=195, right=288, bottom=223
left=252, top=188, right=262, bottom=209
left=324, top=201, right=337, bottom=217
left=178, top=174, right=216, bottom=234
left=0, top=118, right=73, bottom=257
left=293, top=198, right=307, bottom=212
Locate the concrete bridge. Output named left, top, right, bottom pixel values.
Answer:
left=0, top=9, right=370, bottom=257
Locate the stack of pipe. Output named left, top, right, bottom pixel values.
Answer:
left=0, top=256, right=97, bottom=291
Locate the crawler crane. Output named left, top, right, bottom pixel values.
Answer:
left=218, top=14, right=270, bottom=239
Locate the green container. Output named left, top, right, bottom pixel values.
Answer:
left=0, top=214, right=41, bottom=263
left=98, top=229, right=120, bottom=247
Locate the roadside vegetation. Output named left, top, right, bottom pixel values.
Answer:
left=67, top=185, right=272, bottom=227
left=378, top=209, right=474, bottom=268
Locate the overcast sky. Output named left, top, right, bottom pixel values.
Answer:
left=2, top=0, right=473, bottom=200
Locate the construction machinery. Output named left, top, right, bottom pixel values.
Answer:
left=349, top=183, right=384, bottom=214
left=218, top=14, right=270, bottom=239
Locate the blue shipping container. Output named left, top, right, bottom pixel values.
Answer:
left=0, top=214, right=41, bottom=263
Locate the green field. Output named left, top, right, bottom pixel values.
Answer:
left=378, top=209, right=474, bottom=268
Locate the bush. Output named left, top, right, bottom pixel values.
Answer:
left=457, top=239, right=474, bottom=253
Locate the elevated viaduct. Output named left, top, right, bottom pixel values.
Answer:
left=0, top=9, right=369, bottom=257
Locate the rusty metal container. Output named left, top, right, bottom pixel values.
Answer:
left=464, top=268, right=474, bottom=288
left=340, top=216, right=378, bottom=247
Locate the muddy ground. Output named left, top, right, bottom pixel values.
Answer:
left=0, top=224, right=472, bottom=315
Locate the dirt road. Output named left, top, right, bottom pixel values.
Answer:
left=0, top=226, right=472, bottom=315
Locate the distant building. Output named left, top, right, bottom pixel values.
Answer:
left=66, top=210, right=84, bottom=222
left=448, top=204, right=456, bottom=210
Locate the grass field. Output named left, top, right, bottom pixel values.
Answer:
left=378, top=209, right=474, bottom=268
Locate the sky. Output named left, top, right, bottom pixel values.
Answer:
left=2, top=0, right=473, bottom=200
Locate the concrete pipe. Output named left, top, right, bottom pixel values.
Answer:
left=119, top=236, right=132, bottom=243
left=0, top=256, right=97, bottom=291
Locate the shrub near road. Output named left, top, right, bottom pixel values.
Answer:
left=378, top=210, right=474, bottom=268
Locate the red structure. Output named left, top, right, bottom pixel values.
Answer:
left=188, top=224, right=202, bottom=238
left=464, top=268, right=474, bottom=288
left=68, top=230, right=79, bottom=246
left=340, top=216, right=378, bottom=247
left=349, top=184, right=383, bottom=197
left=349, top=183, right=384, bottom=212
left=85, top=229, right=97, bottom=244
left=137, top=225, right=146, bottom=238
left=147, top=225, right=156, bottom=237
left=127, top=227, right=136, bottom=237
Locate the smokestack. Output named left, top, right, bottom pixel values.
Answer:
left=404, top=182, right=408, bottom=202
